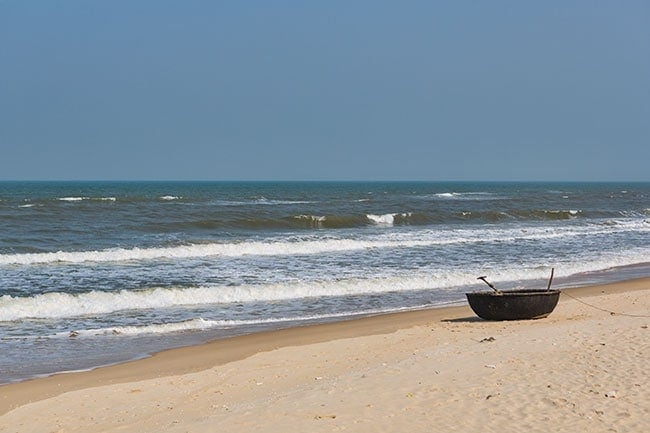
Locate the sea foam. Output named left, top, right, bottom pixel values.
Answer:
left=367, top=213, right=413, bottom=226
left=0, top=276, right=453, bottom=321
left=2, top=250, right=648, bottom=322
left=57, top=196, right=116, bottom=202
left=0, top=219, right=647, bottom=266
left=49, top=306, right=435, bottom=339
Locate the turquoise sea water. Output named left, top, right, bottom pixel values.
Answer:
left=0, top=181, right=648, bottom=382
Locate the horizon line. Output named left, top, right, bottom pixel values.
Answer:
left=1, top=179, right=648, bottom=184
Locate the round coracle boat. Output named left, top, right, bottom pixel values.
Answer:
left=467, top=269, right=560, bottom=320
left=466, top=289, right=561, bottom=321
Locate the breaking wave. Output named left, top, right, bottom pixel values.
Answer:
left=0, top=276, right=458, bottom=321
left=431, top=192, right=502, bottom=200
left=2, top=250, right=648, bottom=322
left=0, top=219, right=647, bottom=266
left=367, top=213, right=413, bottom=226
left=58, top=197, right=116, bottom=202
left=459, top=209, right=582, bottom=221
left=51, top=308, right=423, bottom=338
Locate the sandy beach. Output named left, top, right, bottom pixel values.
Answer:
left=1, top=278, right=648, bottom=433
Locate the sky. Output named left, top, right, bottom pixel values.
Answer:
left=1, top=1, right=648, bottom=181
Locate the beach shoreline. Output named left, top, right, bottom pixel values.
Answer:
left=1, top=277, right=649, bottom=432
left=2, top=181, right=648, bottom=394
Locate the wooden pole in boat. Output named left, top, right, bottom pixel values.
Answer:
left=546, top=268, right=555, bottom=291
left=477, top=276, right=501, bottom=294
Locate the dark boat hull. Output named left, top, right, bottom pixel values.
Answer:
left=466, top=289, right=561, bottom=321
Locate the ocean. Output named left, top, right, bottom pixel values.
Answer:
left=0, top=181, right=648, bottom=383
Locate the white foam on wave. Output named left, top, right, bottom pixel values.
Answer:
left=0, top=277, right=446, bottom=321
left=209, top=199, right=314, bottom=207
left=293, top=214, right=327, bottom=227
left=0, top=238, right=431, bottom=265
left=253, top=198, right=313, bottom=205
left=367, top=214, right=395, bottom=225
left=2, top=249, right=648, bottom=322
left=367, top=213, right=412, bottom=226
left=431, top=192, right=498, bottom=200
left=294, top=214, right=326, bottom=222
left=0, top=218, right=647, bottom=266
left=62, top=318, right=221, bottom=337
left=0, top=277, right=422, bottom=320
left=72, top=317, right=238, bottom=338
left=0, top=272, right=481, bottom=322
left=160, top=195, right=181, bottom=201
left=57, top=197, right=116, bottom=202
left=37, top=305, right=437, bottom=339
left=543, top=209, right=581, bottom=217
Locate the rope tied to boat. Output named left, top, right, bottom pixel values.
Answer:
left=559, top=290, right=650, bottom=318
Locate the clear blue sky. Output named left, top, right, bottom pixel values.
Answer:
left=1, top=1, right=648, bottom=181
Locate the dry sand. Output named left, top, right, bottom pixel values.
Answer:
left=1, top=278, right=648, bottom=433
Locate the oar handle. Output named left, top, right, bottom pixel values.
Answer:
left=477, top=276, right=500, bottom=293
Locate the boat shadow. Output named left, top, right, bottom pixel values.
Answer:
left=441, top=316, right=485, bottom=323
